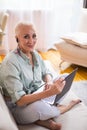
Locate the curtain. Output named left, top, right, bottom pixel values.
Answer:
left=0, top=0, right=83, bottom=52
left=6, top=9, right=54, bottom=51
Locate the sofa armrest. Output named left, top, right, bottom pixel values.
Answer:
left=0, top=91, right=18, bottom=130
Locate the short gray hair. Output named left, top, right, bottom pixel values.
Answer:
left=15, top=21, right=35, bottom=36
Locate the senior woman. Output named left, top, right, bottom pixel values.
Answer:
left=0, top=22, right=81, bottom=130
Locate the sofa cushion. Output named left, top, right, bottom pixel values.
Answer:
left=55, top=90, right=87, bottom=130
left=55, top=40, right=87, bottom=67
left=0, top=91, right=18, bottom=130
left=61, top=32, right=87, bottom=49
left=18, top=90, right=87, bottom=130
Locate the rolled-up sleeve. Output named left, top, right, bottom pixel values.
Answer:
left=3, top=61, right=26, bottom=103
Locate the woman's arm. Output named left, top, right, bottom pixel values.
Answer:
left=16, top=77, right=65, bottom=106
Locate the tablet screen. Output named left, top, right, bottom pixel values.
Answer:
left=53, top=68, right=78, bottom=105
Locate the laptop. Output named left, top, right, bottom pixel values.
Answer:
left=53, top=68, right=78, bottom=105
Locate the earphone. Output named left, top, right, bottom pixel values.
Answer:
left=16, top=37, right=19, bottom=43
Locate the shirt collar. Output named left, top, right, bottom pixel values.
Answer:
left=14, top=48, right=38, bottom=66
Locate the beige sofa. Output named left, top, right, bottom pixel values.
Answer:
left=55, top=38, right=87, bottom=68
left=0, top=61, right=87, bottom=130
left=0, top=85, right=87, bottom=130
left=55, top=8, right=87, bottom=68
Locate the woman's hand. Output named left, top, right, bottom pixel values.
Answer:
left=44, top=81, right=53, bottom=90
left=46, top=77, right=66, bottom=96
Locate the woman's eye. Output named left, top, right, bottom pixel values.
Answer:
left=23, top=34, right=36, bottom=39
left=24, top=35, right=29, bottom=39
left=33, top=34, right=36, bottom=38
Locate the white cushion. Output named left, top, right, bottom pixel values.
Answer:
left=18, top=90, right=87, bottom=130
left=55, top=90, right=87, bottom=130
left=61, top=32, right=87, bottom=48
left=55, top=41, right=87, bottom=67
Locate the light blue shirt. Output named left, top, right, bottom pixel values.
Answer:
left=0, top=48, right=52, bottom=103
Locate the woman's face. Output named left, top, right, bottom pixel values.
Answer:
left=17, top=25, right=37, bottom=54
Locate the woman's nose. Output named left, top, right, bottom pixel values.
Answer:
left=28, top=38, right=34, bottom=44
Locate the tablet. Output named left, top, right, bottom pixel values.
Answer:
left=53, top=68, right=78, bottom=105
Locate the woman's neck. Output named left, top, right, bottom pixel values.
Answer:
left=17, top=46, right=34, bottom=66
